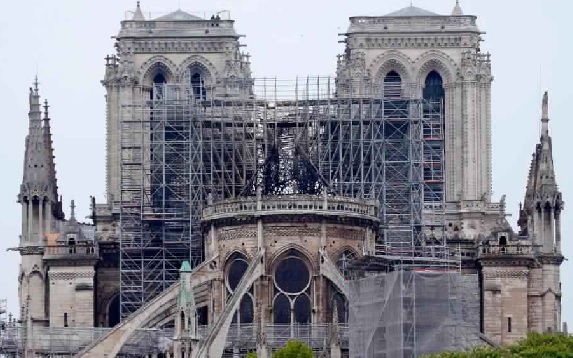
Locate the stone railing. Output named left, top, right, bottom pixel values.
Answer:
left=478, top=244, right=534, bottom=258
left=43, top=244, right=99, bottom=258
left=203, top=194, right=379, bottom=222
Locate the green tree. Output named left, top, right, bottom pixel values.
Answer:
left=273, top=340, right=314, bottom=358
left=424, top=333, right=573, bottom=358
left=246, top=352, right=258, bottom=358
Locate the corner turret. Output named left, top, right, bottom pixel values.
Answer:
left=520, top=91, right=563, bottom=254
left=452, top=0, right=464, bottom=16
left=18, top=78, right=64, bottom=245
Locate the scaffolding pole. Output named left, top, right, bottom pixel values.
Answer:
left=118, top=76, right=449, bottom=318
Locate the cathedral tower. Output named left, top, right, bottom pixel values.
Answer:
left=16, top=79, right=65, bottom=326
left=102, top=2, right=252, bottom=206
left=102, top=2, right=253, bottom=317
left=479, top=92, right=564, bottom=345
left=337, top=1, right=493, bottom=206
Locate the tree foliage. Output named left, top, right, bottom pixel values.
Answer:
left=273, top=340, right=314, bottom=358
left=424, top=333, right=573, bottom=358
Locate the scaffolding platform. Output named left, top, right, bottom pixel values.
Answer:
left=118, top=76, right=447, bottom=318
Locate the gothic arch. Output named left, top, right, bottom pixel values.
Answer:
left=267, top=244, right=317, bottom=273
left=176, top=55, right=218, bottom=84
left=222, top=248, right=253, bottom=264
left=332, top=246, right=360, bottom=261
left=415, top=50, right=457, bottom=84
left=369, top=50, right=414, bottom=85
left=138, top=55, right=177, bottom=85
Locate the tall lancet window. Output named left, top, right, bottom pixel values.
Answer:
left=423, top=71, right=444, bottom=103
left=151, top=73, right=166, bottom=100
left=422, top=70, right=445, bottom=203
left=191, top=72, right=206, bottom=100
left=383, top=71, right=402, bottom=99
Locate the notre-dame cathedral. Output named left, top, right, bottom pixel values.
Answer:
left=6, top=1, right=564, bottom=357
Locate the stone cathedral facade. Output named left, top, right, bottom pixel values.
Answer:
left=10, top=1, right=564, bottom=354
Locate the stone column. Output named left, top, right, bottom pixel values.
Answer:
left=549, top=209, right=555, bottom=253
left=45, top=198, right=52, bottom=235
left=555, top=212, right=562, bottom=253
left=39, top=198, right=44, bottom=243
left=28, top=200, right=33, bottom=242
left=22, top=202, right=27, bottom=243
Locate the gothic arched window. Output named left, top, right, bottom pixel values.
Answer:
left=190, top=72, right=206, bottom=100
left=330, top=291, right=348, bottom=323
left=226, top=253, right=254, bottom=325
left=422, top=70, right=445, bottom=203
left=151, top=73, right=166, bottom=100
left=337, top=250, right=357, bottom=280
left=423, top=71, right=444, bottom=102
left=272, top=250, right=313, bottom=327
left=383, top=71, right=402, bottom=99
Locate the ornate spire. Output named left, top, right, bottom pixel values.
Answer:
left=452, top=0, right=464, bottom=16
left=21, top=79, right=49, bottom=196
left=541, top=91, right=549, bottom=137
left=132, top=1, right=145, bottom=21
left=19, top=79, right=62, bottom=215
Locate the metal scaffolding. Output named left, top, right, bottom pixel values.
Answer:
left=119, top=76, right=447, bottom=318
left=348, top=271, right=481, bottom=358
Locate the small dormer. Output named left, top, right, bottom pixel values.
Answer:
left=44, top=201, right=98, bottom=259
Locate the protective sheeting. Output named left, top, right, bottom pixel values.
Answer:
left=349, top=271, right=481, bottom=358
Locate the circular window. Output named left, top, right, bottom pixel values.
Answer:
left=227, top=257, right=248, bottom=292
left=274, top=256, right=310, bottom=294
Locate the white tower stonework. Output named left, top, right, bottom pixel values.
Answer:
left=102, top=3, right=252, bottom=206
left=337, top=3, right=492, bottom=204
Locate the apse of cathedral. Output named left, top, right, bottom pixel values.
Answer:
left=6, top=1, right=564, bottom=357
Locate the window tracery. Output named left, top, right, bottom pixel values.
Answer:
left=225, top=253, right=254, bottom=325
left=272, top=250, right=312, bottom=326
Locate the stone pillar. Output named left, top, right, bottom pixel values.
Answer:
left=549, top=209, right=555, bottom=253
left=22, top=202, right=27, bottom=243
left=555, top=212, right=562, bottom=253
left=39, top=198, right=44, bottom=243
left=45, top=198, right=52, bottom=235
left=27, top=200, right=33, bottom=242
left=540, top=208, right=545, bottom=249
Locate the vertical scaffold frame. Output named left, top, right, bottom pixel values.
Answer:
left=119, top=77, right=447, bottom=319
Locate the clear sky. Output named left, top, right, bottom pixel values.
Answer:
left=0, top=0, right=571, bottom=327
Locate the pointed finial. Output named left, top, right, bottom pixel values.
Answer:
left=70, top=200, right=76, bottom=219
left=43, top=99, right=50, bottom=120
left=452, top=0, right=464, bottom=15
left=541, top=91, right=549, bottom=136
left=33, top=75, right=39, bottom=92
left=132, top=1, right=145, bottom=20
